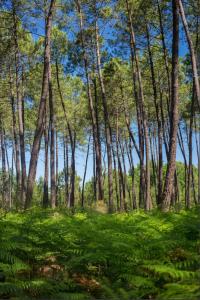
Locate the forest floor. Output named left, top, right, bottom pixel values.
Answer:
left=0, top=208, right=200, bottom=300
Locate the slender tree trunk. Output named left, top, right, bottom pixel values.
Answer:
left=9, top=69, right=21, bottom=204
left=126, top=0, right=152, bottom=210
left=69, top=133, right=76, bottom=208
left=43, top=106, right=49, bottom=208
left=146, top=24, right=163, bottom=205
left=0, top=123, right=8, bottom=207
left=149, top=131, right=158, bottom=201
left=95, top=19, right=113, bottom=212
left=179, top=0, right=200, bottom=109
left=93, top=140, right=97, bottom=203
left=194, top=117, right=200, bottom=203
left=112, top=143, right=120, bottom=211
left=25, top=0, right=56, bottom=209
left=119, top=139, right=131, bottom=210
left=12, top=5, right=27, bottom=204
left=157, top=0, right=171, bottom=100
left=162, top=0, right=179, bottom=211
left=49, top=64, right=56, bottom=208
left=81, top=135, right=91, bottom=207
left=4, top=137, right=12, bottom=208
left=116, top=119, right=124, bottom=211
left=56, top=131, right=59, bottom=205
left=64, top=135, right=69, bottom=205
left=126, top=138, right=137, bottom=209
left=75, top=0, right=104, bottom=202
left=93, top=77, right=104, bottom=201
left=178, top=126, right=188, bottom=207
left=128, top=33, right=145, bottom=207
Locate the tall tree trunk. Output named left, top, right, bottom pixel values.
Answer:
left=93, top=77, right=104, bottom=201
left=0, top=123, right=8, bottom=208
left=56, top=131, right=59, bottom=205
left=93, top=139, right=97, bottom=203
left=126, top=0, right=152, bottom=210
left=12, top=4, right=27, bottom=204
left=69, top=133, right=76, bottom=208
left=64, top=135, right=69, bottom=205
left=162, top=0, right=179, bottom=211
left=128, top=31, right=145, bottom=207
left=146, top=24, right=163, bottom=205
left=116, top=119, right=125, bottom=211
left=95, top=19, right=113, bottom=212
left=126, top=138, right=137, bottom=209
left=49, top=65, right=56, bottom=208
left=43, top=105, right=49, bottom=208
left=5, top=136, right=12, bottom=208
left=9, top=69, right=21, bottom=204
left=112, top=143, right=120, bottom=211
left=25, top=0, right=56, bottom=209
left=75, top=0, right=104, bottom=202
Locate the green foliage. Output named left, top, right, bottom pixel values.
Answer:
left=0, top=208, right=199, bottom=299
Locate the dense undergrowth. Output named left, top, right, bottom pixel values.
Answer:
left=0, top=208, right=200, bottom=300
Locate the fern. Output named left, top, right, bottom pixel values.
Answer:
left=0, top=208, right=199, bottom=299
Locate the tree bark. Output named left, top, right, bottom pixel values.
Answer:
left=25, top=0, right=56, bottom=209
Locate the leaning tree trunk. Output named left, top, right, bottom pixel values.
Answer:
left=25, top=0, right=56, bottom=209
left=161, top=0, right=179, bottom=211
